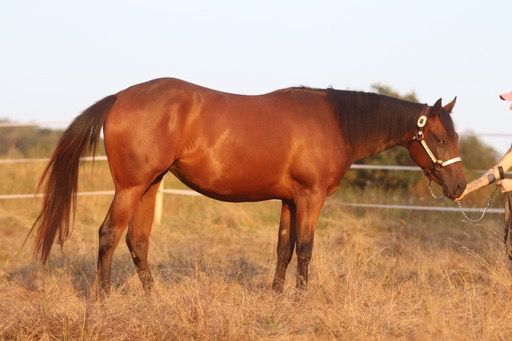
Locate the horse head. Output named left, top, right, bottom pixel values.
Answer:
left=406, top=97, right=466, bottom=199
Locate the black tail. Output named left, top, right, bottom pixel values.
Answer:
left=29, top=95, right=117, bottom=263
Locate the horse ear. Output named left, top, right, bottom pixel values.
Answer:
left=429, top=98, right=443, bottom=117
left=443, top=96, right=457, bottom=114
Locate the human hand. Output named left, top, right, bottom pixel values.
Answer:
left=455, top=187, right=470, bottom=202
left=497, top=179, right=512, bottom=193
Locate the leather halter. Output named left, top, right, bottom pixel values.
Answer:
left=411, top=115, right=462, bottom=172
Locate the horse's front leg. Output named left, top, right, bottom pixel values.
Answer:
left=294, top=190, right=325, bottom=289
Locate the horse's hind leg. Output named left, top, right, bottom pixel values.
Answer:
left=272, top=201, right=296, bottom=292
left=126, top=178, right=162, bottom=291
left=97, top=186, right=144, bottom=295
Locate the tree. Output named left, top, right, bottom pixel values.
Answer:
left=370, top=83, right=419, bottom=103
left=0, top=119, right=63, bottom=158
left=458, top=134, right=499, bottom=170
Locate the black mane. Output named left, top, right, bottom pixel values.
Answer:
left=291, top=86, right=457, bottom=159
left=326, top=89, right=426, bottom=150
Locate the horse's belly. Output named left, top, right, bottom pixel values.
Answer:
left=170, top=156, right=289, bottom=202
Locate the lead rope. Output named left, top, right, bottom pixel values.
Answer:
left=456, top=188, right=498, bottom=224
left=428, top=180, right=445, bottom=200
left=428, top=179, right=498, bottom=224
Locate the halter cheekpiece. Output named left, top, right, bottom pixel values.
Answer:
left=412, top=115, right=462, bottom=171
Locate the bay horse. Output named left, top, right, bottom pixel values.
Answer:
left=31, top=78, right=466, bottom=293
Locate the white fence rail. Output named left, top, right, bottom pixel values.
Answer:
left=0, top=187, right=504, bottom=217
left=0, top=156, right=108, bottom=164
left=0, top=159, right=504, bottom=222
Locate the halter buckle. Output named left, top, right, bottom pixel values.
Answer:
left=434, top=160, right=443, bottom=171
left=417, top=115, right=427, bottom=128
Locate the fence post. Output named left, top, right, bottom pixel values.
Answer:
left=154, top=178, right=164, bottom=225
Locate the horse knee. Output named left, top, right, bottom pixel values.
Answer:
left=277, top=244, right=293, bottom=264
left=296, top=242, right=313, bottom=264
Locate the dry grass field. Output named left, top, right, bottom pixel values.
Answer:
left=1, top=162, right=512, bottom=340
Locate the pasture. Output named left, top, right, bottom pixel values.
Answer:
left=1, top=161, right=511, bottom=339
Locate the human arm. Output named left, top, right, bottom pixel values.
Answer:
left=457, top=147, right=512, bottom=201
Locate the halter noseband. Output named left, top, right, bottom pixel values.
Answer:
left=412, top=115, right=462, bottom=172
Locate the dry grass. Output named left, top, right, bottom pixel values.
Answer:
left=1, top=163, right=512, bottom=340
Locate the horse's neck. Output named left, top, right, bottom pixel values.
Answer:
left=352, top=133, right=410, bottom=162
left=348, top=110, right=420, bottom=162
left=329, top=90, right=425, bottom=163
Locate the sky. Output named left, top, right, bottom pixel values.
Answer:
left=1, top=0, right=511, bottom=151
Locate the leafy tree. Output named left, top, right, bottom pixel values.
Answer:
left=458, top=134, right=499, bottom=170
left=371, top=83, right=419, bottom=103
left=0, top=119, right=63, bottom=158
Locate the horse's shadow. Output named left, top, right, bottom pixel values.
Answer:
left=6, top=249, right=269, bottom=298
left=156, top=252, right=268, bottom=287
